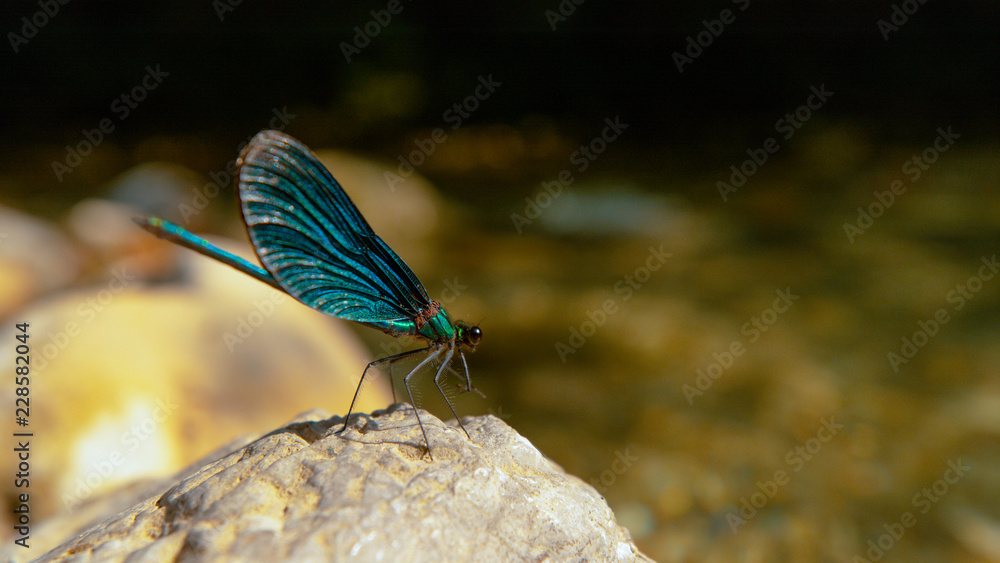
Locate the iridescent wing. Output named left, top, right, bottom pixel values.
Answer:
left=238, top=130, right=431, bottom=325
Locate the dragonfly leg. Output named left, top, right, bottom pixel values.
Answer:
left=389, top=359, right=397, bottom=405
left=442, top=351, right=485, bottom=398
left=433, top=345, right=472, bottom=440
left=457, top=349, right=486, bottom=398
left=338, top=346, right=431, bottom=436
left=402, top=347, right=445, bottom=460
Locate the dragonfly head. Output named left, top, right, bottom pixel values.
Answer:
left=457, top=322, right=482, bottom=350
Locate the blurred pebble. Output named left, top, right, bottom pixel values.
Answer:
left=612, top=501, right=655, bottom=538
left=66, top=199, right=144, bottom=259
left=537, top=186, right=690, bottom=238
left=105, top=162, right=204, bottom=220
left=693, top=472, right=729, bottom=513
left=0, top=206, right=81, bottom=315
left=656, top=482, right=694, bottom=520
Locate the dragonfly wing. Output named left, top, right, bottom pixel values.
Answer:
left=237, top=130, right=432, bottom=324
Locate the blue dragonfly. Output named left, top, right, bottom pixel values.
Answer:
left=135, top=130, right=482, bottom=459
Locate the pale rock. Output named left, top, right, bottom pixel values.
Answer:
left=31, top=407, right=652, bottom=562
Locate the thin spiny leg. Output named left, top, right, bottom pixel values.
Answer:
left=433, top=346, right=471, bottom=440
left=403, top=347, right=444, bottom=460
left=443, top=351, right=485, bottom=398
left=389, top=359, right=397, bottom=405
left=338, top=347, right=431, bottom=435
left=458, top=349, right=486, bottom=398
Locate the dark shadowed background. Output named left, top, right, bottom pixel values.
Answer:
left=1, top=1, right=998, bottom=561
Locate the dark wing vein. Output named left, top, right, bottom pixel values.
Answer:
left=238, top=130, right=431, bottom=323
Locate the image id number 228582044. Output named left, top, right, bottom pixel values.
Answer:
left=13, top=322, right=32, bottom=549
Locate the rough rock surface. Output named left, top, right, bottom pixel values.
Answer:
left=34, top=406, right=652, bottom=562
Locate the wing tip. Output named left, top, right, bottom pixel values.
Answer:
left=238, top=130, right=305, bottom=169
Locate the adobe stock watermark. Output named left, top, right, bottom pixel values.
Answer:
left=512, top=115, right=628, bottom=234
left=877, top=0, right=930, bottom=41
left=717, top=84, right=833, bottom=202
left=727, top=416, right=842, bottom=533
left=385, top=74, right=502, bottom=191
left=887, top=254, right=997, bottom=372
left=178, top=106, right=296, bottom=223
left=35, top=268, right=136, bottom=373
left=7, top=0, right=72, bottom=54
left=61, top=397, right=180, bottom=510
left=854, top=458, right=970, bottom=562
left=213, top=0, right=245, bottom=21
left=340, top=0, right=411, bottom=63
left=544, top=0, right=587, bottom=31
left=683, top=288, right=798, bottom=404
left=672, top=0, right=751, bottom=73
left=222, top=291, right=288, bottom=353
left=555, top=244, right=671, bottom=362
left=52, top=64, right=169, bottom=182
left=843, top=126, right=959, bottom=243
left=590, top=446, right=639, bottom=494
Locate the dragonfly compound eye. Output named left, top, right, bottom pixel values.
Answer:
left=464, top=325, right=482, bottom=347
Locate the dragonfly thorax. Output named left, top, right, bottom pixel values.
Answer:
left=414, top=302, right=480, bottom=349
left=415, top=301, right=457, bottom=343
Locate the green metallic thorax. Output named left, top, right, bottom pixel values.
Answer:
left=417, top=307, right=457, bottom=342
left=364, top=301, right=457, bottom=343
